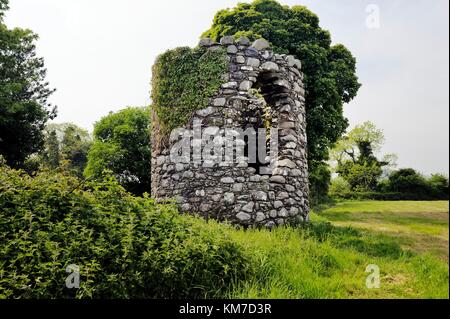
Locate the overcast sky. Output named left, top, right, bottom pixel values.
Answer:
left=5, top=0, right=449, bottom=175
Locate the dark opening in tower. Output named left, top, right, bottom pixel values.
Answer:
left=243, top=70, right=291, bottom=173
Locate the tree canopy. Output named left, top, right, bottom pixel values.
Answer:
left=38, top=123, right=92, bottom=176
left=0, top=0, right=8, bottom=20
left=331, top=121, right=387, bottom=166
left=386, top=169, right=449, bottom=200
left=84, top=107, right=151, bottom=195
left=330, top=121, right=395, bottom=191
left=0, top=0, right=56, bottom=167
left=202, top=0, right=361, bottom=168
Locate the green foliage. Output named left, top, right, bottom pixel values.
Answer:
left=385, top=169, right=449, bottom=200
left=38, top=123, right=91, bottom=177
left=0, top=0, right=8, bottom=20
left=329, top=177, right=352, bottom=199
left=42, top=130, right=60, bottom=169
left=60, top=125, right=91, bottom=177
left=348, top=121, right=385, bottom=153
left=330, top=191, right=423, bottom=201
left=203, top=0, right=361, bottom=166
left=331, top=121, right=388, bottom=165
left=227, top=218, right=448, bottom=299
left=0, top=3, right=56, bottom=167
left=428, top=174, right=450, bottom=200
left=309, top=162, right=332, bottom=207
left=85, top=107, right=151, bottom=195
left=388, top=169, right=429, bottom=195
left=1, top=162, right=448, bottom=299
left=338, top=161, right=384, bottom=192
left=329, top=123, right=448, bottom=200
left=151, top=46, right=229, bottom=138
left=0, top=164, right=249, bottom=299
left=330, top=169, right=449, bottom=201
left=331, top=122, right=393, bottom=192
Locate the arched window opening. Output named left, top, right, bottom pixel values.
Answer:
left=243, top=71, right=289, bottom=174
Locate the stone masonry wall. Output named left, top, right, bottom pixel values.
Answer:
left=151, top=36, right=309, bottom=227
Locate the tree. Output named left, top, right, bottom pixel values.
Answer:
left=384, top=169, right=449, bottom=200
left=60, top=124, right=91, bottom=176
left=0, top=0, right=56, bottom=167
left=202, top=0, right=361, bottom=190
left=41, top=130, right=60, bottom=169
left=428, top=174, right=449, bottom=200
left=331, top=122, right=385, bottom=166
left=308, top=162, right=331, bottom=206
left=388, top=169, right=430, bottom=197
left=329, top=177, right=351, bottom=199
left=85, top=107, right=151, bottom=195
left=39, top=123, right=91, bottom=176
left=330, top=121, right=395, bottom=191
left=0, top=0, right=8, bottom=20
left=338, top=161, right=383, bottom=191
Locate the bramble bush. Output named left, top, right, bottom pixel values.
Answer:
left=0, top=162, right=250, bottom=299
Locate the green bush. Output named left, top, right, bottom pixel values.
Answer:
left=386, top=169, right=449, bottom=201
left=329, top=177, right=352, bottom=199
left=330, top=169, right=449, bottom=201
left=388, top=169, right=430, bottom=195
left=337, top=161, right=383, bottom=192
left=427, top=174, right=449, bottom=200
left=331, top=191, right=394, bottom=201
left=0, top=164, right=249, bottom=299
left=330, top=191, right=445, bottom=201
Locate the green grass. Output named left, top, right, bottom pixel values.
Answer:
left=321, top=201, right=449, bottom=261
left=223, top=201, right=449, bottom=299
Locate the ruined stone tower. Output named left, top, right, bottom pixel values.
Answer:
left=151, top=36, right=309, bottom=227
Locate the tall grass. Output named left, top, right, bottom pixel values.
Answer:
left=222, top=220, right=449, bottom=299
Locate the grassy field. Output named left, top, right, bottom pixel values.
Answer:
left=225, top=201, right=449, bottom=299
left=321, top=201, right=449, bottom=261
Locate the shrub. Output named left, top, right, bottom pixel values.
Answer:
left=0, top=164, right=249, bottom=299
left=428, top=174, right=449, bottom=200
left=337, top=161, right=383, bottom=191
left=388, top=169, right=430, bottom=195
left=331, top=191, right=447, bottom=201
left=330, top=169, right=449, bottom=201
left=386, top=169, right=449, bottom=200
left=329, top=177, right=352, bottom=199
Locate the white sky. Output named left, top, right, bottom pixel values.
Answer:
left=5, top=0, right=449, bottom=175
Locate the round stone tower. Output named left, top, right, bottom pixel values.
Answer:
left=151, top=36, right=309, bottom=227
